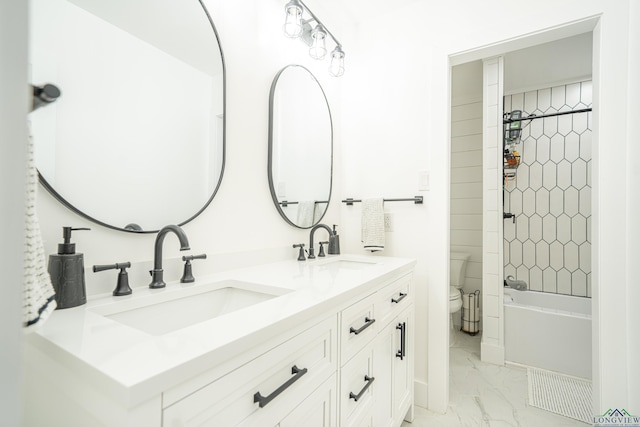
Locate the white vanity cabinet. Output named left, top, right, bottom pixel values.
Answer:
left=23, top=256, right=415, bottom=427
left=339, top=274, right=414, bottom=427
left=162, top=315, right=337, bottom=426
left=164, top=273, right=414, bottom=427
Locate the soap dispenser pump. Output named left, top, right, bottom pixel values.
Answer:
left=48, top=226, right=90, bottom=309
left=328, top=225, right=340, bottom=255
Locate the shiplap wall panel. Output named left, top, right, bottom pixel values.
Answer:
left=450, top=93, right=483, bottom=325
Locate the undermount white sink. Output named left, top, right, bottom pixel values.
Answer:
left=317, top=258, right=379, bottom=271
left=89, top=280, right=289, bottom=335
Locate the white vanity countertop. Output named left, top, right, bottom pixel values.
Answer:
left=28, top=254, right=415, bottom=407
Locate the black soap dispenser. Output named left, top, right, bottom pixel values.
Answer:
left=48, top=226, right=90, bottom=309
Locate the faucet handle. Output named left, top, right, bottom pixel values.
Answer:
left=318, top=241, right=329, bottom=257
left=181, top=254, right=207, bottom=283
left=93, top=262, right=133, bottom=296
left=293, top=243, right=306, bottom=261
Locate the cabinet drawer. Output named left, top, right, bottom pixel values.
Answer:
left=340, top=294, right=377, bottom=364
left=375, top=275, right=412, bottom=328
left=163, top=316, right=337, bottom=427
left=278, top=373, right=337, bottom=427
left=340, top=344, right=375, bottom=427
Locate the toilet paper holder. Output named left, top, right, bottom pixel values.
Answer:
left=461, top=290, right=481, bottom=336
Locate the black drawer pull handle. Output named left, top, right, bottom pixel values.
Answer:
left=396, top=322, right=406, bottom=360
left=349, top=375, right=375, bottom=402
left=253, top=365, right=308, bottom=408
left=391, top=292, right=407, bottom=304
left=349, top=317, right=376, bottom=335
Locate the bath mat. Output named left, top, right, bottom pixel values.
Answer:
left=527, top=367, right=592, bottom=424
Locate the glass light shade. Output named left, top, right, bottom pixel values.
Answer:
left=329, top=46, right=345, bottom=77
left=283, top=1, right=303, bottom=38
left=309, top=26, right=327, bottom=60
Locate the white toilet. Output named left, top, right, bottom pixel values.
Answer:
left=449, top=252, right=470, bottom=346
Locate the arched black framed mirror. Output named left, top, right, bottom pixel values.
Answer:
left=28, top=0, right=225, bottom=232
left=268, top=65, right=333, bottom=229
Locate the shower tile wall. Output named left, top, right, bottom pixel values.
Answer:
left=503, top=81, right=592, bottom=297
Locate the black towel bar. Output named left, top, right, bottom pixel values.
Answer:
left=342, top=196, right=423, bottom=206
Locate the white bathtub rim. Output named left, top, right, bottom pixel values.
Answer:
left=504, top=302, right=591, bottom=320
left=503, top=288, right=592, bottom=317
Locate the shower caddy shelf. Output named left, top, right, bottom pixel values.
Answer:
left=503, top=110, right=523, bottom=181
left=503, top=152, right=521, bottom=180
left=502, top=107, right=593, bottom=181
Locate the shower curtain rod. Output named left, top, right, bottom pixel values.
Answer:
left=503, top=107, right=592, bottom=124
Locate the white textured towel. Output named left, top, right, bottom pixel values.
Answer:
left=297, top=200, right=316, bottom=228
left=361, top=198, right=385, bottom=252
left=23, top=136, right=57, bottom=330
left=313, top=202, right=326, bottom=224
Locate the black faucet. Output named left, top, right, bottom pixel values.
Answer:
left=308, top=224, right=340, bottom=259
left=149, top=225, right=190, bottom=288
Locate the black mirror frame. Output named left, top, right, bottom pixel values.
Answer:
left=36, top=0, right=226, bottom=234
left=267, top=64, right=333, bottom=229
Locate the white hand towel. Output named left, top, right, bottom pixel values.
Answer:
left=297, top=200, right=316, bottom=228
left=23, top=135, right=57, bottom=330
left=313, top=202, right=326, bottom=224
left=361, top=198, right=385, bottom=252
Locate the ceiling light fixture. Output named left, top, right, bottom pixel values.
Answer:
left=329, top=45, right=345, bottom=77
left=283, top=0, right=303, bottom=38
left=282, top=0, right=345, bottom=77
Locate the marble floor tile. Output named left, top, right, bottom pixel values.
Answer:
left=402, top=332, right=587, bottom=427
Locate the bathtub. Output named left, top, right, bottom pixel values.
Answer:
left=503, top=287, right=592, bottom=379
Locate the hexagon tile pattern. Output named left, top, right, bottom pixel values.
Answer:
left=504, top=81, right=592, bottom=298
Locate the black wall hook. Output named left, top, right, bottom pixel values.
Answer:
left=31, top=83, right=61, bottom=112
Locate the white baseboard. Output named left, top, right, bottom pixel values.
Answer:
left=414, top=379, right=428, bottom=408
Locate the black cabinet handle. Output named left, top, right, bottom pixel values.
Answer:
left=349, top=375, right=375, bottom=402
left=349, top=317, right=376, bottom=335
left=253, top=365, right=308, bottom=408
left=396, top=322, right=406, bottom=360
left=391, top=292, right=407, bottom=304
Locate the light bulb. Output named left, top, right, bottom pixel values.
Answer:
left=309, top=25, right=327, bottom=60
left=329, top=46, right=345, bottom=77
left=283, top=0, right=303, bottom=38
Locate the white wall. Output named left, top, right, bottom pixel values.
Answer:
left=339, top=32, right=437, bottom=408
left=0, top=1, right=28, bottom=425
left=36, top=0, right=349, bottom=297
left=340, top=0, right=639, bottom=414
left=626, top=0, right=640, bottom=405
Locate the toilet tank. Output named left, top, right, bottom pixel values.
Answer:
left=450, top=252, right=470, bottom=287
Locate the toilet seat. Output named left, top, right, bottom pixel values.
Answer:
left=449, top=286, right=462, bottom=312
left=449, top=252, right=470, bottom=346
